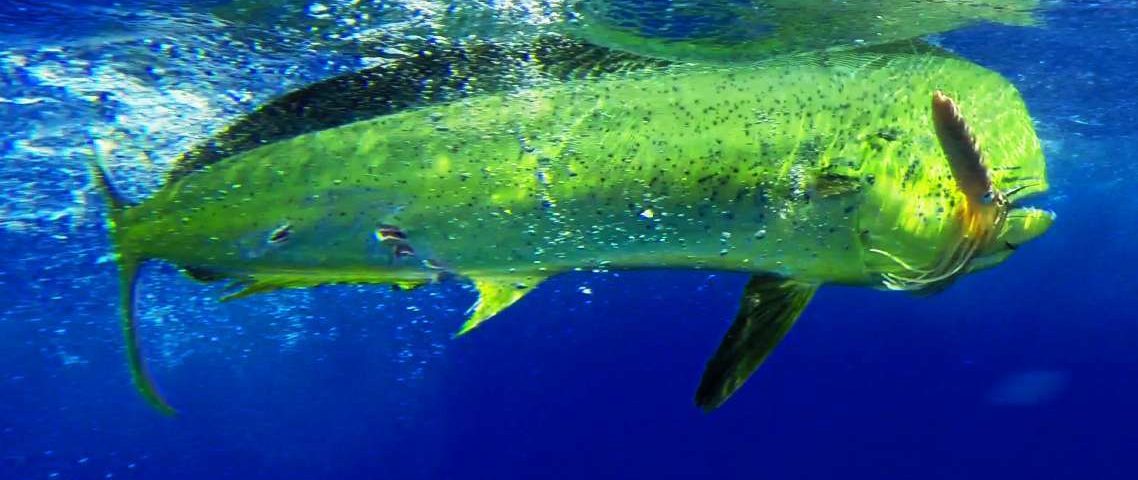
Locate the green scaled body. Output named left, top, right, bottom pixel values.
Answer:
left=95, top=49, right=1053, bottom=413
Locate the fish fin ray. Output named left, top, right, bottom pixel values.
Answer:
left=695, top=274, right=817, bottom=411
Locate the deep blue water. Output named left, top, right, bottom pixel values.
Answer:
left=3, top=1, right=1138, bottom=479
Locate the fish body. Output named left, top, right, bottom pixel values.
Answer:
left=94, top=50, right=1053, bottom=413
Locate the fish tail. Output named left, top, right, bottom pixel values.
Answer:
left=89, top=143, right=177, bottom=416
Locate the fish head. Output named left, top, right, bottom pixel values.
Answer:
left=863, top=90, right=1052, bottom=291
left=930, top=90, right=1054, bottom=275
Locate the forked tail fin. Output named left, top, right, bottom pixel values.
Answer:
left=89, top=144, right=177, bottom=416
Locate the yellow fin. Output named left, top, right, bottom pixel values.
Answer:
left=455, top=274, right=548, bottom=337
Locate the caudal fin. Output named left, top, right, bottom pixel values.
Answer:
left=89, top=144, right=177, bottom=416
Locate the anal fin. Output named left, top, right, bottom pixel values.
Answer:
left=695, top=274, right=818, bottom=411
left=455, top=273, right=548, bottom=337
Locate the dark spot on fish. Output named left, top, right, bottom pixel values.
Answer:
left=268, top=223, right=292, bottom=245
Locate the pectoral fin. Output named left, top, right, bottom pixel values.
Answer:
left=455, top=274, right=548, bottom=337
left=695, top=274, right=817, bottom=411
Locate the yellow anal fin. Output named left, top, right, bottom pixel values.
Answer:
left=455, top=274, right=548, bottom=337
left=695, top=274, right=818, bottom=411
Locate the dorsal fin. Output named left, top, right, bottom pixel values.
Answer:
left=166, top=36, right=947, bottom=183
left=166, top=35, right=672, bottom=183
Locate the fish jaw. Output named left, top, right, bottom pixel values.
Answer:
left=967, top=205, right=1055, bottom=273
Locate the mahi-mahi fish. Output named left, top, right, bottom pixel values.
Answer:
left=91, top=47, right=1053, bottom=415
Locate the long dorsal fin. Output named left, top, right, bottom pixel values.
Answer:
left=454, top=273, right=549, bottom=337
left=166, top=37, right=942, bottom=183
left=166, top=35, right=671, bottom=183
left=695, top=274, right=817, bottom=411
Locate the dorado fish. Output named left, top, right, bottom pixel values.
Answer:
left=91, top=48, right=1053, bottom=414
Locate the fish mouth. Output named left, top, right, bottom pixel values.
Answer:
left=970, top=188, right=1054, bottom=271
left=1000, top=203, right=1055, bottom=250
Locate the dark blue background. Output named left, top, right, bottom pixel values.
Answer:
left=2, top=1, right=1137, bottom=478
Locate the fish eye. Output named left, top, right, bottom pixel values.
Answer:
left=980, top=191, right=995, bottom=205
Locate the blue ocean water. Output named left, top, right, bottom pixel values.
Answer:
left=2, top=1, right=1137, bottom=479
